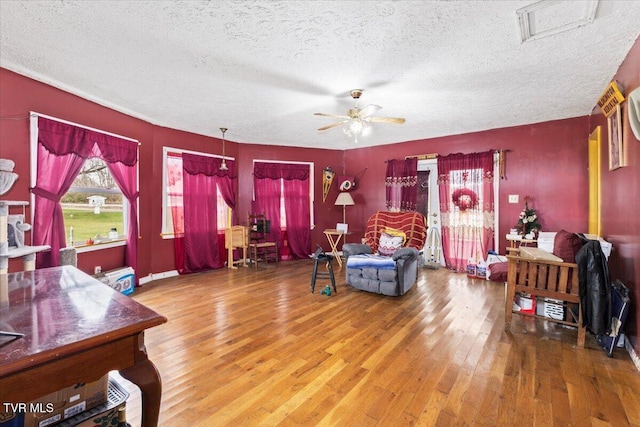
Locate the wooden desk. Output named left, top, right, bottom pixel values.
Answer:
left=0, top=266, right=167, bottom=426
left=323, top=229, right=346, bottom=268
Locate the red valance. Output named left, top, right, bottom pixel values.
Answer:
left=182, top=152, right=237, bottom=178
left=253, top=162, right=309, bottom=180
left=38, top=117, right=138, bottom=166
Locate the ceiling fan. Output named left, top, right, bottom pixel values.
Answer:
left=314, top=89, right=406, bottom=142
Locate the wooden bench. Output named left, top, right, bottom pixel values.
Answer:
left=504, top=249, right=585, bottom=347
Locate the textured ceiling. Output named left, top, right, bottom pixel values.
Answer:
left=1, top=1, right=639, bottom=150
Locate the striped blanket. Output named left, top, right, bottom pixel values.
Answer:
left=346, top=254, right=396, bottom=270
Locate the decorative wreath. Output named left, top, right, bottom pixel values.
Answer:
left=451, top=188, right=479, bottom=211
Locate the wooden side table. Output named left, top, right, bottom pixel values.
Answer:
left=323, top=229, right=346, bottom=268
left=225, top=226, right=249, bottom=269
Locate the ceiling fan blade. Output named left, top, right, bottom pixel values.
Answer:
left=317, top=120, right=348, bottom=131
left=314, top=112, right=350, bottom=119
left=358, top=104, right=382, bottom=119
left=368, top=116, right=406, bottom=124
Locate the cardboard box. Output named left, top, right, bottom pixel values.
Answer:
left=537, top=232, right=556, bottom=253
left=95, top=267, right=135, bottom=295
left=59, top=404, right=124, bottom=427
left=23, top=375, right=109, bottom=427
left=536, top=298, right=564, bottom=320
left=57, top=375, right=129, bottom=427
left=0, top=412, right=24, bottom=427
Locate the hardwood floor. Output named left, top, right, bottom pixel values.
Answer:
left=120, top=259, right=640, bottom=426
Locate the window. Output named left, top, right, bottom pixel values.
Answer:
left=162, top=148, right=229, bottom=237
left=252, top=160, right=314, bottom=228
left=448, top=168, right=487, bottom=228
left=61, top=158, right=127, bottom=246
left=30, top=113, right=139, bottom=269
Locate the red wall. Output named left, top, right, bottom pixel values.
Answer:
left=345, top=117, right=591, bottom=251
left=0, top=68, right=345, bottom=275
left=2, top=36, right=638, bottom=361
left=589, top=36, right=640, bottom=356
left=0, top=68, right=154, bottom=274
left=0, top=67, right=591, bottom=273
left=234, top=143, right=344, bottom=250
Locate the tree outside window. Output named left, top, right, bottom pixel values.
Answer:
left=61, top=158, right=126, bottom=245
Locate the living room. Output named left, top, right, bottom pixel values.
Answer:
left=1, top=1, right=639, bottom=425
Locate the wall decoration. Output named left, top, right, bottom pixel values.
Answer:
left=322, top=166, right=335, bottom=202
left=338, top=175, right=355, bottom=192
left=608, top=104, right=623, bottom=170
left=514, top=196, right=541, bottom=239
left=451, top=188, right=478, bottom=211
left=597, top=80, right=625, bottom=117
left=337, top=168, right=367, bottom=192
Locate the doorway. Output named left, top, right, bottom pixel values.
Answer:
left=417, top=159, right=444, bottom=266
left=588, top=126, right=601, bottom=235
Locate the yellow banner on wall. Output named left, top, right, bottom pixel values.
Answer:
left=597, top=81, right=625, bottom=117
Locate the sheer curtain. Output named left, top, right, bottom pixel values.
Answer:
left=385, top=157, right=418, bottom=211
left=437, top=151, right=495, bottom=272
left=33, top=117, right=139, bottom=272
left=177, top=153, right=236, bottom=273
left=253, top=162, right=311, bottom=259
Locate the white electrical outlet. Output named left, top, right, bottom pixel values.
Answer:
left=508, top=195, right=519, bottom=203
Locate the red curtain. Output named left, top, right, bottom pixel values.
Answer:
left=253, top=162, right=311, bottom=259
left=385, top=157, right=418, bottom=211
left=33, top=143, right=87, bottom=268
left=283, top=178, right=311, bottom=259
left=253, top=174, right=283, bottom=251
left=437, top=151, right=495, bottom=272
left=178, top=153, right=236, bottom=273
left=33, top=117, right=139, bottom=272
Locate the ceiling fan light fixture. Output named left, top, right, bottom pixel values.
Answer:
left=219, top=127, right=229, bottom=171
left=315, top=88, right=405, bottom=142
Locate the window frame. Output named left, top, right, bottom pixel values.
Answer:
left=29, top=112, right=139, bottom=254
left=161, top=146, right=234, bottom=239
left=252, top=159, right=315, bottom=229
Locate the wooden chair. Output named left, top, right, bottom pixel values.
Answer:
left=247, top=214, right=278, bottom=268
left=504, top=248, right=585, bottom=347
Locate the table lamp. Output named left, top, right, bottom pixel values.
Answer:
left=335, top=192, right=355, bottom=224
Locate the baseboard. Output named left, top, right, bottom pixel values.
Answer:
left=139, top=269, right=179, bottom=285
left=625, top=337, right=640, bottom=372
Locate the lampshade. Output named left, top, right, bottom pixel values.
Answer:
left=334, top=192, right=355, bottom=206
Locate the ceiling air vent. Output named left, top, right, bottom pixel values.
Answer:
left=517, top=0, right=598, bottom=43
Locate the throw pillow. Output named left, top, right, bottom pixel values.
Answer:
left=378, top=232, right=403, bottom=257
left=384, top=227, right=407, bottom=245
left=553, top=229, right=583, bottom=262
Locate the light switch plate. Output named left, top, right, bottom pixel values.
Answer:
left=508, top=194, right=519, bottom=203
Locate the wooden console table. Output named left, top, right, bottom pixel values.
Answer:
left=0, top=266, right=167, bottom=426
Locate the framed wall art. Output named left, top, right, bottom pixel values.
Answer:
left=608, top=104, right=623, bottom=170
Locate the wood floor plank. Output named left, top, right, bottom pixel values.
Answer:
left=114, top=260, right=640, bottom=426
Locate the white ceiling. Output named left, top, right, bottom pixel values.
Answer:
left=1, top=1, right=639, bottom=150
